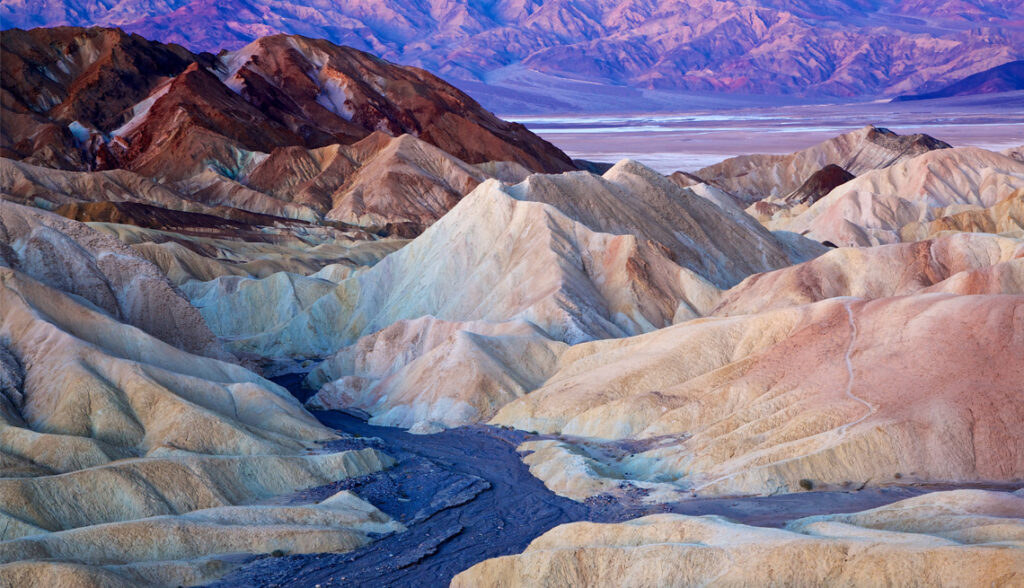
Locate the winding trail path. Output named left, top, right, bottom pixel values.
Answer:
left=210, top=377, right=958, bottom=588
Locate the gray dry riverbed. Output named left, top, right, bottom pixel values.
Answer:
left=209, top=375, right=972, bottom=587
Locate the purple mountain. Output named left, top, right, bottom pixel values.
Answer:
left=3, top=0, right=1024, bottom=106
left=893, top=59, right=1024, bottom=102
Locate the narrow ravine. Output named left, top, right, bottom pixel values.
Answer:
left=209, top=377, right=978, bottom=587
left=837, top=298, right=877, bottom=435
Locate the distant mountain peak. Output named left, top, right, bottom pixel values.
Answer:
left=893, top=60, right=1024, bottom=102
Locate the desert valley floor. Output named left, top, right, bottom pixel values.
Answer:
left=0, top=25, right=1022, bottom=588
left=516, top=92, right=1024, bottom=173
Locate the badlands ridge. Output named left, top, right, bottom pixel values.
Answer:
left=0, top=26, right=1022, bottom=587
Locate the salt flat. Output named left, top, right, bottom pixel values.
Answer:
left=515, top=92, right=1024, bottom=173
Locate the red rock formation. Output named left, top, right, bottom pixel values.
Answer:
left=218, top=35, right=574, bottom=172
left=0, top=27, right=198, bottom=169
left=782, top=164, right=855, bottom=205
left=1, top=27, right=574, bottom=178
left=0, top=27, right=197, bottom=131
left=110, top=62, right=305, bottom=179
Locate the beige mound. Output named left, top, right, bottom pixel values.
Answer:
left=184, top=272, right=339, bottom=339
left=713, top=232, right=1024, bottom=316
left=0, top=201, right=227, bottom=359
left=241, top=133, right=489, bottom=236
left=773, top=147, right=1024, bottom=246
left=695, top=125, right=949, bottom=203
left=286, top=161, right=823, bottom=431
left=0, top=213, right=401, bottom=584
left=511, top=160, right=822, bottom=287
left=452, top=490, right=1024, bottom=587
left=1, top=488, right=400, bottom=565
left=89, top=222, right=406, bottom=284
left=0, top=262, right=345, bottom=475
left=219, top=160, right=819, bottom=359
left=493, top=294, right=1024, bottom=498
left=1003, top=145, right=1024, bottom=163
left=0, top=480, right=398, bottom=586
left=306, top=317, right=567, bottom=432
left=901, top=188, right=1024, bottom=242
left=0, top=448, right=390, bottom=536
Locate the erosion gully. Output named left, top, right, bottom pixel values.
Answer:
left=209, top=375, right=950, bottom=587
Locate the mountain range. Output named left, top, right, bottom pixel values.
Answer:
left=3, top=0, right=1024, bottom=108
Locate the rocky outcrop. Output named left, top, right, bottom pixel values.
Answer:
left=0, top=201, right=227, bottom=358
left=776, top=147, right=1024, bottom=246
left=453, top=490, right=1024, bottom=587
left=2, top=24, right=575, bottom=241
left=107, top=62, right=304, bottom=180
left=215, top=35, right=575, bottom=173
left=0, top=27, right=199, bottom=170
left=1, top=27, right=575, bottom=252
left=697, top=125, right=950, bottom=203
left=782, top=164, right=855, bottom=206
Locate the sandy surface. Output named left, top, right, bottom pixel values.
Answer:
left=206, top=376, right=1017, bottom=587
left=514, top=92, right=1024, bottom=173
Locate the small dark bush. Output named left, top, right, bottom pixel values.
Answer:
left=270, top=549, right=286, bottom=558
left=798, top=478, right=814, bottom=491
